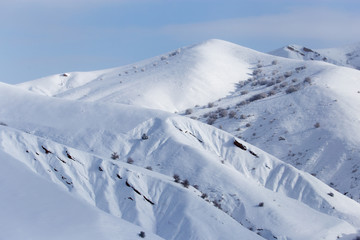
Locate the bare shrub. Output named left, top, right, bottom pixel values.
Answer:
left=258, top=202, right=264, bottom=207
left=253, top=69, right=262, bottom=76
left=272, top=60, right=278, bottom=65
left=276, top=76, right=285, bottom=83
left=314, top=122, right=320, bottom=128
left=181, top=179, right=190, bottom=188
left=213, top=199, right=222, bottom=209
left=266, top=81, right=275, bottom=87
left=111, top=152, right=119, bottom=160
left=284, top=71, right=292, bottom=78
left=139, top=231, right=146, bottom=238
left=241, top=90, right=249, bottom=95
left=201, top=193, right=208, bottom=199
left=259, top=79, right=268, bottom=85
left=145, top=166, right=153, bottom=171
left=219, top=109, right=228, bottom=118
left=304, top=77, right=312, bottom=84
left=185, top=108, right=193, bottom=115
left=267, top=90, right=277, bottom=96
left=207, top=118, right=216, bottom=125
left=240, top=114, right=247, bottom=119
left=285, top=85, right=300, bottom=94
left=173, top=174, right=180, bottom=183
left=229, top=111, right=237, bottom=118
left=280, top=82, right=288, bottom=88
left=208, top=102, right=215, bottom=108
left=245, top=123, right=251, bottom=127
left=249, top=92, right=267, bottom=102
left=127, top=157, right=134, bottom=164
left=237, top=100, right=248, bottom=106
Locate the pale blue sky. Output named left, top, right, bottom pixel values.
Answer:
left=1, top=0, right=360, bottom=84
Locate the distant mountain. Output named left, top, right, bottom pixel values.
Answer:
left=2, top=39, right=360, bottom=239
left=269, top=42, right=360, bottom=70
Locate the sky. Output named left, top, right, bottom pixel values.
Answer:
left=1, top=0, right=360, bottom=84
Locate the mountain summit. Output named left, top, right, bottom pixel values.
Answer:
left=2, top=39, right=360, bottom=240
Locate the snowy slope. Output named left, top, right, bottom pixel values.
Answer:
left=269, top=43, right=360, bottom=70
left=1, top=82, right=360, bottom=239
left=187, top=56, right=360, bottom=202
left=0, top=150, right=163, bottom=240
left=18, top=39, right=265, bottom=112
left=18, top=39, right=360, bottom=203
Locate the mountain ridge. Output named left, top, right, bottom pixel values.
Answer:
left=2, top=39, right=360, bottom=239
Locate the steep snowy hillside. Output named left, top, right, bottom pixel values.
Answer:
left=19, top=38, right=360, bottom=204
left=1, top=82, right=360, bottom=240
left=270, top=43, right=360, bottom=70
left=18, top=39, right=270, bottom=112
left=0, top=150, right=163, bottom=240
left=186, top=55, right=360, bottom=202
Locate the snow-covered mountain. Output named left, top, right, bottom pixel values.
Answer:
left=17, top=40, right=260, bottom=112
left=269, top=43, right=360, bottom=70
left=2, top=39, right=360, bottom=239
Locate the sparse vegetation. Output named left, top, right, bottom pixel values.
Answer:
left=253, top=69, right=262, bottom=76
left=208, top=102, right=215, bottom=108
left=213, top=199, right=222, bottom=209
left=127, top=157, right=134, bottom=164
left=111, top=152, right=119, bottom=160
left=207, top=118, right=216, bottom=125
left=229, top=111, right=237, bottom=118
left=219, top=109, right=228, bottom=118
left=279, top=82, right=288, bottom=88
left=173, top=174, right=180, bottom=183
left=249, top=92, right=267, bottom=102
left=185, top=108, right=193, bottom=115
left=201, top=193, right=208, bottom=199
left=267, top=90, right=277, bottom=96
left=241, top=90, right=249, bottom=95
left=141, top=133, right=149, bottom=140
left=304, top=77, right=312, bottom=84
left=314, top=122, right=320, bottom=128
left=181, top=179, right=190, bottom=188
left=285, top=85, right=300, bottom=94
left=284, top=71, right=292, bottom=78
left=139, top=231, right=146, bottom=238
left=272, top=60, right=278, bottom=65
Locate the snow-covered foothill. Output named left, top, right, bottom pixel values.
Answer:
left=1, top=82, right=360, bottom=239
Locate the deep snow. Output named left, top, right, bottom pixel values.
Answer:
left=1, top=39, right=360, bottom=239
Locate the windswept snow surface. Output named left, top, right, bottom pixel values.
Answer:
left=1, top=82, right=360, bottom=239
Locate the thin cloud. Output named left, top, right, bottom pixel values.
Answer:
left=160, top=7, right=360, bottom=48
